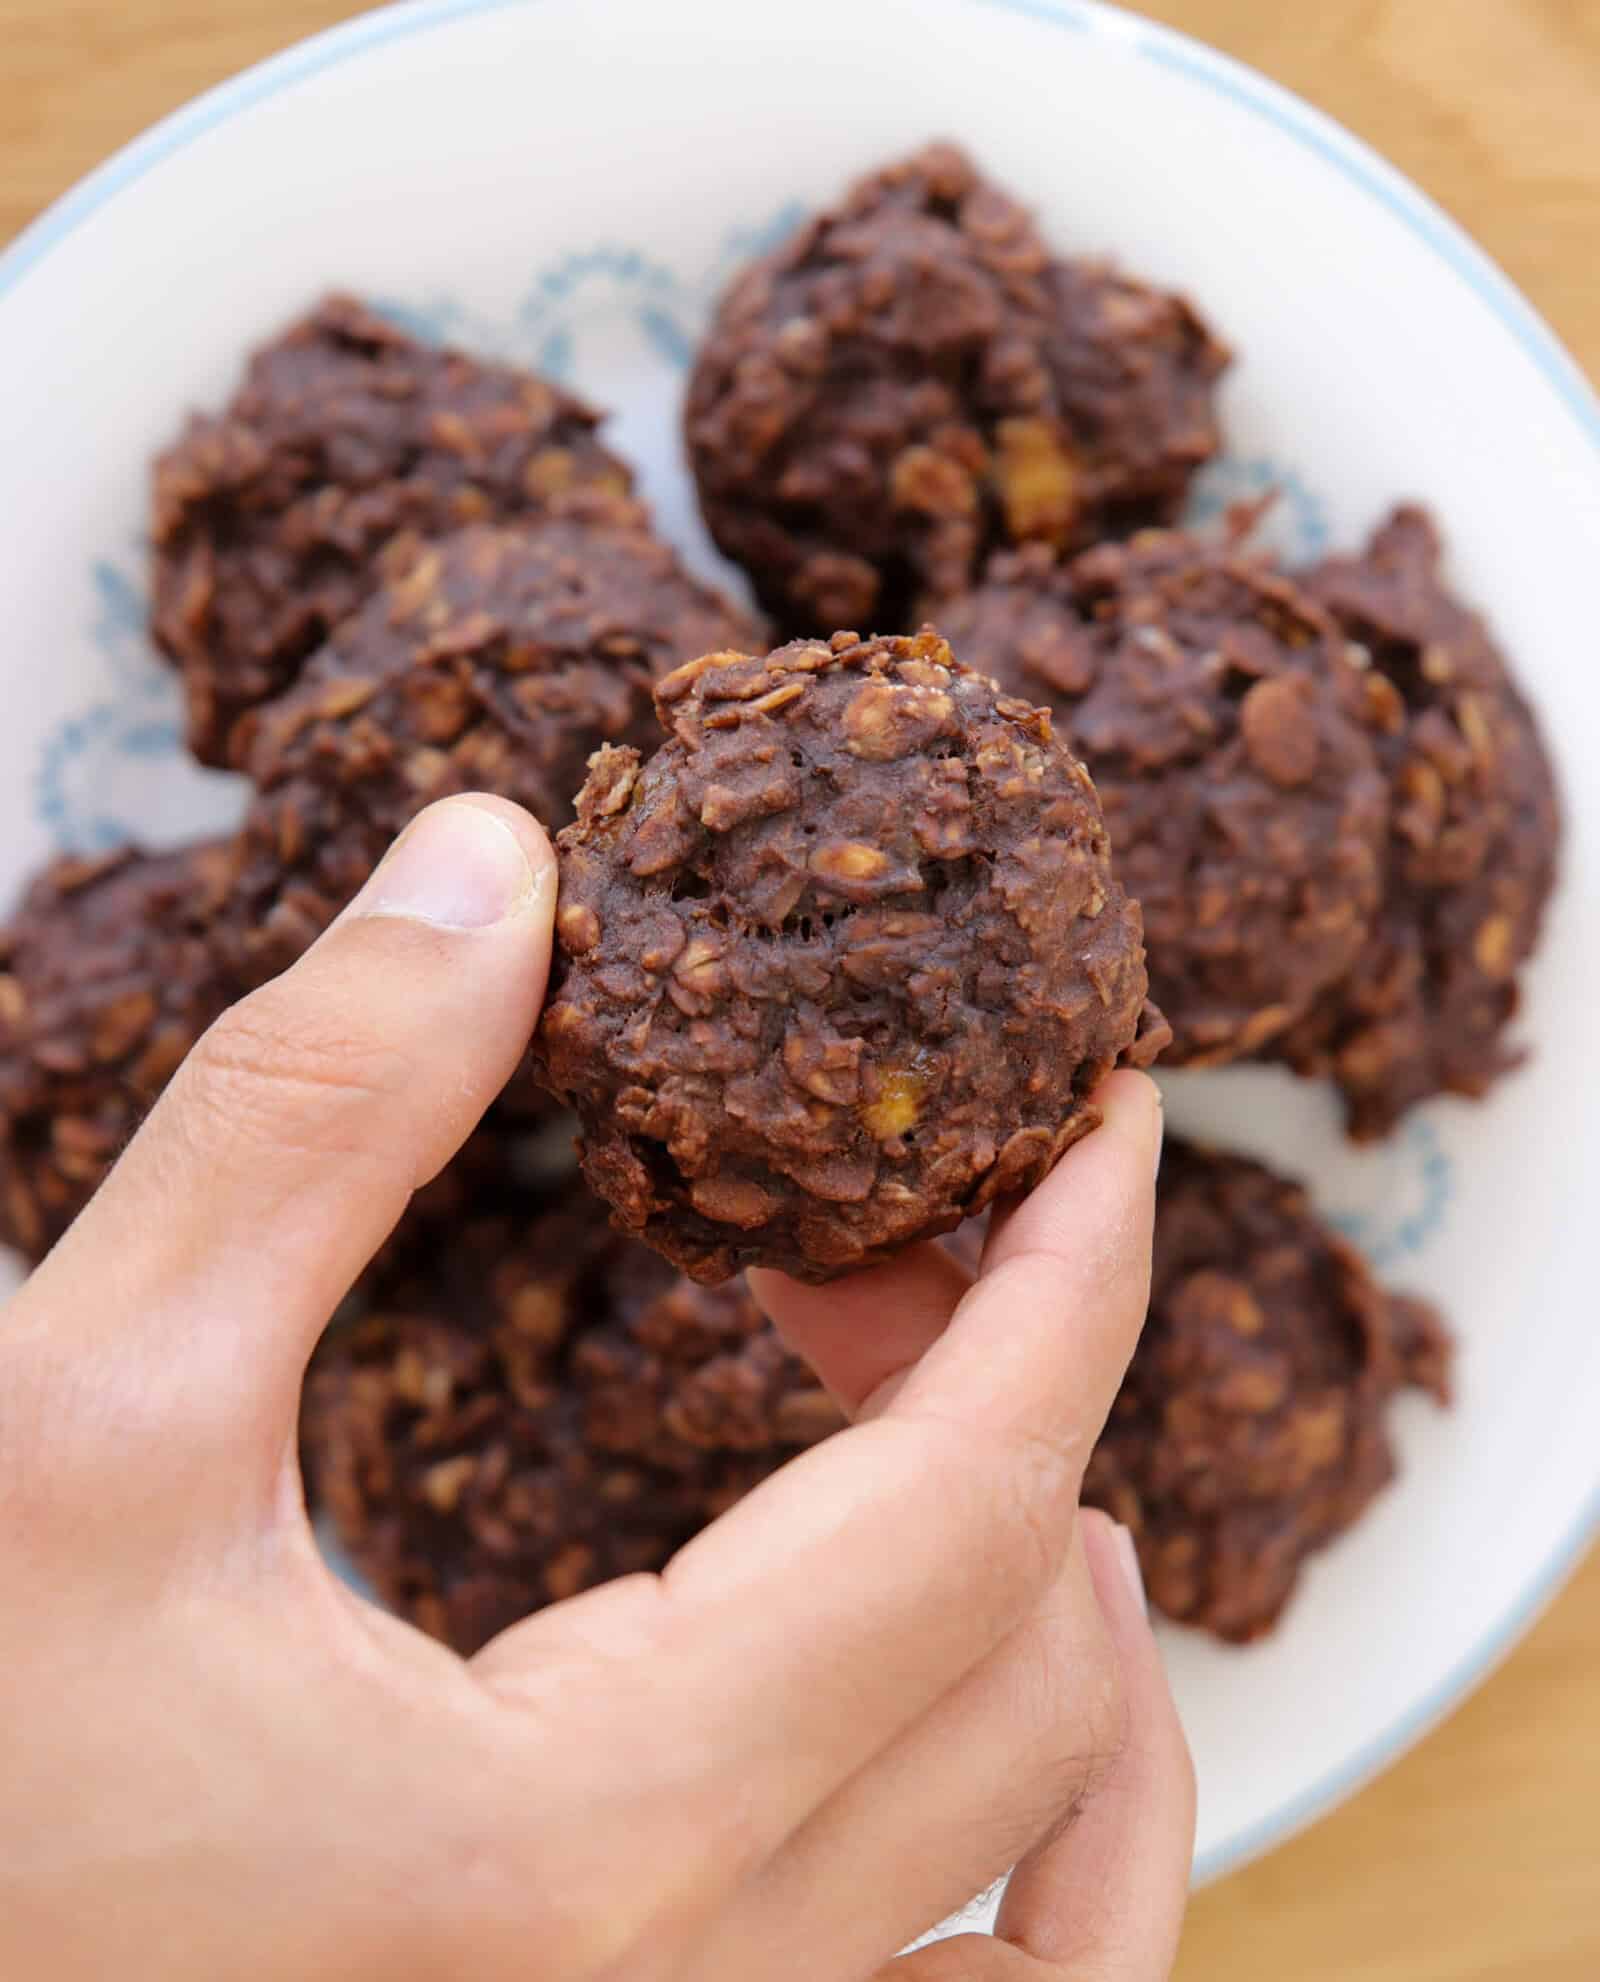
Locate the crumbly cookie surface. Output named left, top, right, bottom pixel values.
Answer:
left=222, top=517, right=761, bottom=991
left=686, top=144, right=1226, bottom=634
left=305, top=1183, right=842, bottom=1654
left=0, top=841, right=239, bottom=1256
left=1084, top=1140, right=1450, bottom=1641
left=536, top=628, right=1164, bottom=1283
left=939, top=531, right=1390, bottom=1064
left=1273, top=507, right=1560, bottom=1137
left=152, top=295, right=634, bottom=764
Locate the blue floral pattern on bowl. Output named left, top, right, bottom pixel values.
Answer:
left=1182, top=453, right=1331, bottom=564
left=41, top=548, right=247, bottom=855
left=1327, top=1115, right=1453, bottom=1269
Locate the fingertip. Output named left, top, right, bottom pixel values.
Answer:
left=750, top=1244, right=973, bottom=1419
left=346, top=794, right=557, bottom=936
left=983, top=1070, right=1160, bottom=1289
left=1080, top=1508, right=1150, bottom=1632
left=1091, top=1067, right=1164, bottom=1180
left=1080, top=1506, right=1194, bottom=1828
left=744, top=1264, right=788, bottom=1310
left=456, top=793, right=559, bottom=897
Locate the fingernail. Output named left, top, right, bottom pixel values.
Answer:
left=354, top=801, right=541, bottom=931
left=1152, top=1088, right=1165, bottom=1184
left=1112, top=1522, right=1149, bottom=1618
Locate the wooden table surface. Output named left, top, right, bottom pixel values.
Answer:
left=4, top=1, right=1596, bottom=1974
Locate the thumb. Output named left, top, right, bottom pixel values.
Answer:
left=13, top=794, right=556, bottom=1510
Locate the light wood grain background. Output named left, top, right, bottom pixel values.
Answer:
left=3, top=2, right=1596, bottom=1974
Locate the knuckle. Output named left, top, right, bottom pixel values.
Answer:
left=423, top=1794, right=710, bottom=1982
left=176, top=990, right=411, bottom=1162
left=912, top=1410, right=1086, bottom=1603
left=1033, top=1683, right=1130, bottom=1854
left=1009, top=1621, right=1129, bottom=1862
left=996, top=1425, right=1092, bottom=1582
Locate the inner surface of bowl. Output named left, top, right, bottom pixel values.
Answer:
left=1, top=0, right=1597, bottom=1890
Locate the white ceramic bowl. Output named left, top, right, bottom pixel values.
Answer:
left=3, top=0, right=1597, bottom=1895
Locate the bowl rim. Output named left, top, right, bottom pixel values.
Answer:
left=3, top=0, right=1597, bottom=1889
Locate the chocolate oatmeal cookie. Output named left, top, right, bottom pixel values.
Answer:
left=938, top=532, right=1390, bottom=1064
left=534, top=629, right=1166, bottom=1285
left=1083, top=1140, right=1451, bottom=1641
left=1271, top=507, right=1560, bottom=1138
left=152, top=295, right=636, bottom=765
left=685, top=144, right=1227, bottom=635
left=304, top=1185, right=842, bottom=1654
left=0, top=841, right=239, bottom=1258
left=222, top=517, right=762, bottom=989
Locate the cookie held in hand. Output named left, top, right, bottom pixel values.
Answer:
left=535, top=628, right=1166, bottom=1285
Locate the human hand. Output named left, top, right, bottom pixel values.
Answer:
left=1, top=793, right=1193, bottom=1980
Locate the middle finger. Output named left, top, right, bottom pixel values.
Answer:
left=702, top=1523, right=1123, bottom=1980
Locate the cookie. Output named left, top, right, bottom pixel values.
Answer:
left=221, top=517, right=762, bottom=990
left=1083, top=1140, right=1451, bottom=1641
left=686, top=144, right=1227, bottom=634
left=152, top=295, right=635, bottom=764
left=304, top=1183, right=842, bottom=1654
left=535, top=628, right=1166, bottom=1283
left=1271, top=507, right=1560, bottom=1137
left=0, top=841, right=239, bottom=1257
left=938, top=532, right=1389, bottom=1064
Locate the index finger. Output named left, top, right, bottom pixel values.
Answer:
left=629, top=1072, right=1160, bottom=1858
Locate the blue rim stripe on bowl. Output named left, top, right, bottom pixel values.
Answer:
left=1, top=0, right=1596, bottom=1890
